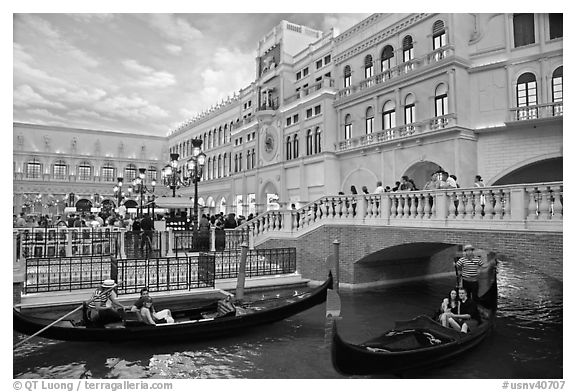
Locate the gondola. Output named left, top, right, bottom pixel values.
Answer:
left=331, top=255, right=498, bottom=376
left=14, top=273, right=332, bottom=343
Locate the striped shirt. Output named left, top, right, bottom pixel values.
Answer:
left=88, top=288, right=112, bottom=309
left=456, top=256, right=484, bottom=281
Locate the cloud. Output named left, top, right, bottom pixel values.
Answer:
left=165, top=44, right=183, bottom=55
left=14, top=85, right=67, bottom=109
left=94, top=94, right=170, bottom=121
left=122, top=59, right=177, bottom=88
left=145, top=14, right=203, bottom=43
left=323, top=14, right=371, bottom=36
left=25, top=108, right=69, bottom=122
left=68, top=14, right=115, bottom=23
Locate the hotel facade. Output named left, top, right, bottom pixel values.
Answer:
left=13, top=13, right=563, bottom=218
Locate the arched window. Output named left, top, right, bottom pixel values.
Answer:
left=380, top=45, right=394, bottom=72
left=251, top=148, right=255, bottom=168
left=552, top=66, right=563, bottom=102
left=224, top=125, right=228, bottom=144
left=78, top=161, right=93, bottom=181
left=217, top=155, right=222, bottom=178
left=434, top=83, right=448, bottom=117
left=293, top=134, right=299, bottom=158
left=26, top=158, right=42, bottom=179
left=344, top=65, right=352, bottom=88
left=365, top=107, right=374, bottom=134
left=314, top=127, right=322, bottom=154
left=286, top=136, right=292, bottom=160
left=147, top=166, right=157, bottom=183
left=212, top=129, right=217, bottom=148
left=344, top=114, right=352, bottom=140
left=234, top=154, right=238, bottom=173
left=516, top=72, right=537, bottom=107
left=238, top=152, right=242, bottom=171
left=246, top=150, right=251, bottom=170
left=124, top=163, right=136, bottom=181
left=364, top=55, right=374, bottom=79
left=404, top=94, right=416, bottom=124
left=432, top=20, right=446, bottom=49
left=306, top=130, right=313, bottom=155
left=101, top=162, right=115, bottom=182
left=223, top=153, right=228, bottom=176
left=402, top=36, right=414, bottom=62
left=382, top=101, right=396, bottom=130
left=53, top=159, right=68, bottom=180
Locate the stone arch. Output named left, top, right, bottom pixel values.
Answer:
left=75, top=199, right=92, bottom=212
left=342, top=167, right=378, bottom=194
left=260, top=180, right=280, bottom=211
left=402, top=160, right=443, bottom=189
left=490, top=153, right=562, bottom=186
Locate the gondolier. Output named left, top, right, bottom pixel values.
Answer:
left=455, top=244, right=484, bottom=300
left=86, top=279, right=124, bottom=325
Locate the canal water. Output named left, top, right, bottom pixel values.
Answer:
left=13, top=259, right=562, bottom=379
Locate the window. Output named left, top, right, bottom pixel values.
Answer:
left=53, top=160, right=68, bottom=180
left=302, top=67, right=309, bottom=77
left=434, top=84, right=448, bottom=117
left=293, top=114, right=299, bottom=123
left=78, top=161, right=93, bottom=181
left=218, top=155, right=222, bottom=178
left=314, top=127, right=322, bottom=154
left=382, top=101, right=396, bottom=130
left=124, top=164, right=136, bottom=181
left=293, top=134, right=299, bottom=158
left=252, top=148, right=255, bottom=168
left=306, top=108, right=313, bottom=118
left=552, top=66, right=563, bottom=102
left=344, top=65, right=352, bottom=88
left=513, top=14, right=535, bottom=47
left=432, top=20, right=446, bottom=49
left=366, top=107, right=374, bottom=134
left=316, top=59, right=323, bottom=69
left=344, top=114, right=352, bottom=140
left=238, top=153, right=242, bottom=171
left=306, top=130, right=313, bottom=155
left=549, top=14, right=562, bottom=39
left=314, top=105, right=321, bottom=115
left=324, top=54, right=331, bottom=64
left=364, top=55, right=374, bottom=79
left=223, top=153, right=228, bottom=176
left=26, top=158, right=41, bottom=179
left=286, top=136, right=292, bottom=160
left=286, top=117, right=292, bottom=126
left=402, top=36, right=414, bottom=62
left=516, top=72, right=538, bottom=119
left=380, top=45, right=394, bottom=72
left=147, top=166, right=157, bottom=183
left=404, top=94, right=416, bottom=124
left=101, top=163, right=115, bottom=182
left=296, top=71, right=302, bottom=80
left=246, top=150, right=251, bottom=170
left=234, top=154, right=238, bottom=173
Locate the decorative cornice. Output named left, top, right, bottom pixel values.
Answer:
left=334, top=13, right=432, bottom=65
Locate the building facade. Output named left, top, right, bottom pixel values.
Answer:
left=13, top=13, right=563, bottom=218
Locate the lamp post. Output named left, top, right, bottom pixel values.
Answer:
left=113, top=177, right=125, bottom=214
left=128, top=168, right=156, bottom=218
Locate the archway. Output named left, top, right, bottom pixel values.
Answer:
left=492, top=157, right=562, bottom=185
left=403, top=160, right=442, bottom=190
left=342, top=168, right=377, bottom=194
left=260, top=181, right=280, bottom=212
left=219, top=197, right=227, bottom=214
left=75, top=199, right=92, bottom=213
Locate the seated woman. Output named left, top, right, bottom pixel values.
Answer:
left=438, top=288, right=461, bottom=331
left=132, top=288, right=174, bottom=325
left=217, top=295, right=237, bottom=317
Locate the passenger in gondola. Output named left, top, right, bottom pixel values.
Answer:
left=438, top=288, right=462, bottom=331
left=131, top=287, right=174, bottom=324
left=452, top=287, right=480, bottom=333
left=85, top=279, right=124, bottom=326
left=217, top=295, right=237, bottom=317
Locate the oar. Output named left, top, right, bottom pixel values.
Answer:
left=13, top=285, right=117, bottom=349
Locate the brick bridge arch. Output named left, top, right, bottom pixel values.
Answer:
left=261, top=225, right=562, bottom=287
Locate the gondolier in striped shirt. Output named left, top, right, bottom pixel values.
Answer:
left=85, top=279, right=125, bottom=325
left=456, top=244, right=484, bottom=301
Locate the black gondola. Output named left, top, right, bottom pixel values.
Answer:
left=14, top=273, right=332, bottom=343
left=331, top=255, right=498, bottom=376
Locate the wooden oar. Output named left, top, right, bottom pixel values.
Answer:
left=13, top=285, right=117, bottom=349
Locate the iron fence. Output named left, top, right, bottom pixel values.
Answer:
left=123, top=231, right=163, bottom=259
left=214, top=248, right=296, bottom=279
left=117, top=254, right=215, bottom=294
left=24, top=255, right=112, bottom=294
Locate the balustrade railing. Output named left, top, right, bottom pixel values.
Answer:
left=509, top=102, right=563, bottom=122
left=213, top=248, right=296, bottom=279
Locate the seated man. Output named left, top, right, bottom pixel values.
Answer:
left=216, top=295, right=236, bottom=317
left=451, top=287, right=480, bottom=333
left=131, top=287, right=174, bottom=325
left=86, top=279, right=124, bottom=325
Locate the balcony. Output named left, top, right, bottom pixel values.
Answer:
left=336, top=45, right=455, bottom=102
left=337, top=113, right=457, bottom=152
left=284, top=78, right=335, bottom=105
left=255, top=97, right=279, bottom=124
left=232, top=116, right=257, bottom=131
left=508, top=102, right=563, bottom=123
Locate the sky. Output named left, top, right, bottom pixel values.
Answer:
left=13, top=13, right=370, bottom=137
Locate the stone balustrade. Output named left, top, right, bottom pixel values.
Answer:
left=240, top=182, right=563, bottom=247
left=509, top=102, right=563, bottom=122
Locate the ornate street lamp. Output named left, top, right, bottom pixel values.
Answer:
left=112, top=177, right=126, bottom=213
left=128, top=169, right=156, bottom=218
left=161, top=139, right=206, bottom=227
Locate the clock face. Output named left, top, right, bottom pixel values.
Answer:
left=262, top=126, right=277, bottom=162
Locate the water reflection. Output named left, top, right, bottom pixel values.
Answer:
left=14, top=258, right=562, bottom=379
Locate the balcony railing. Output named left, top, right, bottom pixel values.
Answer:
left=337, top=46, right=455, bottom=101
left=284, top=78, right=335, bottom=105
left=337, top=114, right=457, bottom=152
left=509, top=102, right=563, bottom=122
left=256, top=97, right=279, bottom=111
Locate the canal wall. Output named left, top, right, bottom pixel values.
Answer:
left=258, top=225, right=563, bottom=286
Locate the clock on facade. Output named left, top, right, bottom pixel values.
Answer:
left=261, top=126, right=277, bottom=162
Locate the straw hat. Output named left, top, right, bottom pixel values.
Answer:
left=101, top=279, right=117, bottom=288
left=463, top=244, right=475, bottom=251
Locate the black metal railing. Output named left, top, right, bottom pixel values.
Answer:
left=17, top=228, right=120, bottom=259
left=123, top=231, right=163, bottom=259
left=214, top=248, right=296, bottom=279
left=24, top=255, right=113, bottom=294
left=117, top=254, right=215, bottom=294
